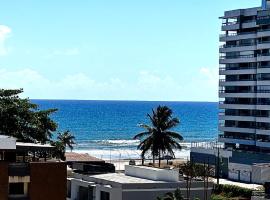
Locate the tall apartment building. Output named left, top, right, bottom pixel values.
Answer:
left=219, top=0, right=270, bottom=152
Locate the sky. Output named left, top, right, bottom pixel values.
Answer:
left=0, top=0, right=261, bottom=101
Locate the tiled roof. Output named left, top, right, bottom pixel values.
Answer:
left=65, top=152, right=104, bottom=162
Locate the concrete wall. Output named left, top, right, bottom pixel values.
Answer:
left=0, top=162, right=8, bottom=200
left=125, top=165, right=179, bottom=182
left=29, top=162, right=67, bottom=200
left=0, top=137, right=16, bottom=150
left=228, top=163, right=252, bottom=183
left=252, top=165, right=270, bottom=184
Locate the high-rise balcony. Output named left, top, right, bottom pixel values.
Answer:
left=256, top=129, right=270, bottom=135
left=219, top=114, right=256, bottom=122
left=219, top=79, right=256, bottom=86
left=219, top=90, right=256, bottom=98
left=221, top=22, right=240, bottom=31
left=256, top=141, right=270, bottom=148
left=219, top=66, right=256, bottom=75
left=219, top=125, right=256, bottom=134
left=220, top=32, right=256, bottom=42
left=219, top=103, right=256, bottom=110
left=218, top=135, right=256, bottom=145
left=257, top=41, right=270, bottom=50
left=220, top=43, right=256, bottom=53
left=257, top=29, right=270, bottom=37
left=220, top=54, right=256, bottom=64
left=257, top=53, right=270, bottom=62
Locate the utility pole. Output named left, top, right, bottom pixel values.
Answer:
left=217, top=145, right=220, bottom=185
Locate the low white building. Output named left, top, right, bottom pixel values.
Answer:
left=67, top=165, right=213, bottom=200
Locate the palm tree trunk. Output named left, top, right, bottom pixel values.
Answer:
left=158, top=150, right=161, bottom=168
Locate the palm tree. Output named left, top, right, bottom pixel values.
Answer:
left=134, top=106, right=183, bottom=167
left=57, top=130, right=76, bottom=151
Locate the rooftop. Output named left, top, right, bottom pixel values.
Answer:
left=90, top=173, right=167, bottom=184
left=65, top=152, right=104, bottom=162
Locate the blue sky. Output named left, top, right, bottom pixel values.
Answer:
left=0, top=0, right=260, bottom=101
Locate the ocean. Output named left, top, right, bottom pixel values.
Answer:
left=32, top=100, right=219, bottom=160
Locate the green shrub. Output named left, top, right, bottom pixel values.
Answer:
left=213, top=184, right=252, bottom=198
left=210, top=194, right=228, bottom=200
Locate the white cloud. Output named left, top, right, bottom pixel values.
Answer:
left=0, top=68, right=219, bottom=101
left=0, top=25, right=11, bottom=56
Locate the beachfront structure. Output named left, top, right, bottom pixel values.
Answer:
left=0, top=135, right=66, bottom=200
left=219, top=0, right=270, bottom=152
left=65, top=152, right=115, bottom=175
left=67, top=165, right=213, bottom=200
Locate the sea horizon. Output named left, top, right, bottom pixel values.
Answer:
left=30, top=100, right=219, bottom=160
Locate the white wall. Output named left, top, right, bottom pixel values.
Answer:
left=228, top=163, right=252, bottom=183
left=125, top=165, right=179, bottom=182
left=0, top=136, right=16, bottom=150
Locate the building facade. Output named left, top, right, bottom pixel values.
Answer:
left=0, top=136, right=67, bottom=200
left=219, top=0, right=270, bottom=152
left=68, top=165, right=213, bottom=200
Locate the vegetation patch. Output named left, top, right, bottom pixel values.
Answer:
left=211, top=184, right=252, bottom=199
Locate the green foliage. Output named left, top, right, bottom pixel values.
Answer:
left=157, top=189, right=184, bottom=200
left=51, top=140, right=66, bottom=160
left=210, top=194, right=228, bottom=200
left=0, top=89, right=58, bottom=143
left=134, top=106, right=183, bottom=166
left=57, top=130, right=76, bottom=151
left=213, top=184, right=252, bottom=198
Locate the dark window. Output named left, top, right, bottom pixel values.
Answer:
left=101, top=191, right=110, bottom=200
left=9, top=183, right=24, bottom=195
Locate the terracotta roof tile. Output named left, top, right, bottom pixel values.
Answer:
left=65, top=152, right=104, bottom=162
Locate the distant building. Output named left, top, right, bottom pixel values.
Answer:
left=191, top=0, right=270, bottom=184
left=0, top=135, right=66, bottom=200
left=67, top=165, right=213, bottom=200
left=65, top=152, right=115, bottom=175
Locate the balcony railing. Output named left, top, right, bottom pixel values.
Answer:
left=220, top=43, right=256, bottom=48
left=219, top=66, right=257, bottom=71
left=220, top=54, right=255, bottom=59
left=219, top=135, right=255, bottom=141
left=222, top=22, right=238, bottom=26
left=220, top=90, right=270, bottom=94
left=220, top=31, right=256, bottom=38
left=219, top=90, right=254, bottom=93
left=219, top=78, right=256, bottom=82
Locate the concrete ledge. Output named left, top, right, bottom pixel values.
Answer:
left=125, top=165, right=179, bottom=182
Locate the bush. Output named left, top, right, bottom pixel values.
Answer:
left=210, top=194, right=228, bottom=200
left=213, top=184, right=252, bottom=198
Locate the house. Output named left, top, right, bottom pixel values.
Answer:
left=67, top=165, right=213, bottom=200
left=0, top=135, right=66, bottom=200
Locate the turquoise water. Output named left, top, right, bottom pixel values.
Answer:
left=32, top=100, right=219, bottom=159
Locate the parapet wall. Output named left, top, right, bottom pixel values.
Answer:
left=125, top=165, right=179, bottom=182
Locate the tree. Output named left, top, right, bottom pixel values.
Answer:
left=134, top=106, right=183, bottom=167
left=0, top=89, right=58, bottom=143
left=57, top=130, right=76, bottom=151
left=51, top=140, right=66, bottom=160
left=179, top=161, right=201, bottom=200
left=157, top=189, right=184, bottom=200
